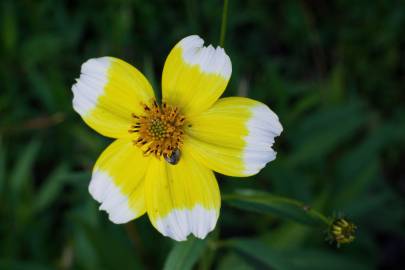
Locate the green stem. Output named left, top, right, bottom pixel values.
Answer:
left=276, top=195, right=331, bottom=225
left=222, top=193, right=332, bottom=227
left=124, top=223, right=146, bottom=264
left=310, top=207, right=331, bottom=225
left=219, top=0, right=229, bottom=47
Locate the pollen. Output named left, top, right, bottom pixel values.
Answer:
left=129, top=100, right=185, bottom=159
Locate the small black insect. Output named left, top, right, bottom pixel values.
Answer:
left=165, top=148, right=181, bottom=165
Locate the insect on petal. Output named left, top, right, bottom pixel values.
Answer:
left=145, top=151, right=220, bottom=241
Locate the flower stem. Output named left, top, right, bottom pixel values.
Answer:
left=222, top=191, right=332, bottom=227
left=219, top=0, right=229, bottom=47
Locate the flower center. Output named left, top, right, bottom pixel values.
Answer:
left=329, top=218, right=356, bottom=245
left=129, top=100, right=185, bottom=160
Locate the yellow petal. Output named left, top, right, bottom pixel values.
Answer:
left=162, top=35, right=232, bottom=117
left=72, top=57, right=155, bottom=138
left=145, top=151, right=220, bottom=241
left=89, top=138, right=151, bottom=223
left=185, top=97, right=283, bottom=177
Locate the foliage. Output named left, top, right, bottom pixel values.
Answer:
left=1, top=0, right=404, bottom=269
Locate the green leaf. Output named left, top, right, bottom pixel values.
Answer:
left=284, top=249, right=371, bottom=270
left=217, top=252, right=255, bottom=270
left=1, top=1, right=18, bottom=55
left=334, top=118, right=405, bottom=207
left=226, top=239, right=370, bottom=270
left=325, top=63, right=345, bottom=104
left=288, top=102, right=366, bottom=166
left=9, top=139, right=41, bottom=196
left=33, top=163, right=70, bottom=213
left=0, top=259, right=52, bottom=270
left=223, top=190, right=329, bottom=227
left=27, top=69, right=56, bottom=112
left=21, top=34, right=64, bottom=67
left=73, top=217, right=144, bottom=270
left=0, top=137, right=5, bottom=196
left=263, top=222, right=312, bottom=250
left=226, top=239, right=292, bottom=269
left=163, top=236, right=207, bottom=270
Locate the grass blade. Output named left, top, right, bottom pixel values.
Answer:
left=163, top=236, right=207, bottom=270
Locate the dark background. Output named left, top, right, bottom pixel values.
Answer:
left=0, top=0, right=404, bottom=269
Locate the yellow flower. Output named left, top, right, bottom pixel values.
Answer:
left=72, top=35, right=283, bottom=241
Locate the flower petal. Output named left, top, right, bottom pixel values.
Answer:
left=145, top=151, right=220, bottom=241
left=72, top=57, right=155, bottom=138
left=89, top=138, right=151, bottom=223
left=185, top=97, right=283, bottom=177
left=162, top=35, right=232, bottom=116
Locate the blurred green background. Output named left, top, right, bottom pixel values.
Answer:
left=1, top=0, right=405, bottom=269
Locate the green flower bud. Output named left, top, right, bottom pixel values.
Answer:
left=328, top=218, right=356, bottom=246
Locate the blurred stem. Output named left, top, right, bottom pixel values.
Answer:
left=186, top=0, right=198, bottom=32
left=60, top=243, right=74, bottom=270
left=124, top=223, right=146, bottom=263
left=219, top=0, right=229, bottom=47
left=0, top=113, right=65, bottom=135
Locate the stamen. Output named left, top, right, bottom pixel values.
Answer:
left=129, top=100, right=186, bottom=160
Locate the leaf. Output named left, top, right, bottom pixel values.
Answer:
left=21, top=34, right=64, bottom=67
left=226, top=238, right=292, bottom=269
left=285, top=93, right=321, bottom=125
left=1, top=1, right=18, bottom=54
left=163, top=236, right=207, bottom=270
left=263, top=222, right=313, bottom=250
left=0, top=259, right=53, bottom=270
left=33, top=163, right=70, bottom=213
left=334, top=158, right=379, bottom=208
left=9, top=139, right=41, bottom=196
left=325, top=63, right=345, bottom=104
left=72, top=215, right=144, bottom=270
left=0, top=137, right=5, bottom=196
left=223, top=190, right=329, bottom=227
left=285, top=249, right=371, bottom=270
left=226, top=239, right=370, bottom=270
left=27, top=69, right=56, bottom=112
left=217, top=252, right=255, bottom=270
left=287, top=102, right=366, bottom=166
left=334, top=118, right=405, bottom=207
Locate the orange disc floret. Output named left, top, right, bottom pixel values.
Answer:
left=129, top=100, right=185, bottom=159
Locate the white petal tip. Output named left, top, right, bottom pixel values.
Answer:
left=243, top=104, right=283, bottom=175
left=71, top=57, right=112, bottom=116
left=89, top=170, right=136, bottom=224
left=155, top=205, right=218, bottom=241
left=177, top=35, right=232, bottom=79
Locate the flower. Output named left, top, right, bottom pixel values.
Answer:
left=329, top=218, right=357, bottom=246
left=72, top=35, right=283, bottom=241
